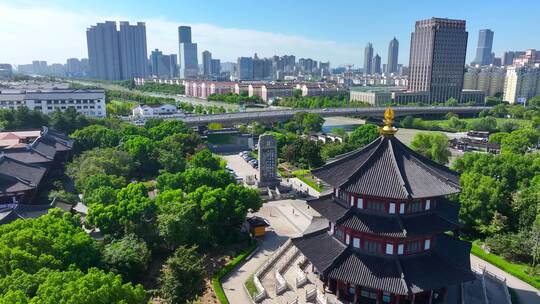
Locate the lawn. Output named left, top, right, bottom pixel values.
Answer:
left=244, top=275, right=258, bottom=298
left=292, top=169, right=323, bottom=192
left=420, top=117, right=532, bottom=132
left=471, top=242, right=540, bottom=290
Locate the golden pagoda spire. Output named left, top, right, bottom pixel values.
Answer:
left=380, top=107, right=398, bottom=136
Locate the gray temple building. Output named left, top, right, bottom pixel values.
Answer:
left=408, top=18, right=468, bottom=103
left=258, top=134, right=279, bottom=187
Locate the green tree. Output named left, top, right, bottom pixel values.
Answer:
left=0, top=268, right=147, bottom=303
left=147, top=120, right=190, bottom=140
left=0, top=209, right=100, bottom=277
left=528, top=95, right=540, bottom=107
left=348, top=124, right=379, bottom=147
left=67, top=148, right=135, bottom=191
left=301, top=113, right=325, bottom=133
left=87, top=183, right=156, bottom=237
left=71, top=125, right=120, bottom=151
left=469, top=116, right=498, bottom=132
left=156, top=190, right=205, bottom=249
left=102, top=234, right=151, bottom=281
left=121, top=135, right=159, bottom=175
left=459, top=172, right=507, bottom=234
left=188, top=149, right=223, bottom=171
left=194, top=184, right=261, bottom=243
left=488, top=132, right=509, bottom=144
left=159, top=246, right=206, bottom=304
left=500, top=128, right=540, bottom=154
left=49, top=107, right=90, bottom=134
left=410, top=132, right=451, bottom=164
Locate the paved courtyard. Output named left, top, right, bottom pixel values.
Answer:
left=221, top=199, right=312, bottom=304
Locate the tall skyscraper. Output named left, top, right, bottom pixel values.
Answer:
left=86, top=21, right=122, bottom=80
left=387, top=37, right=399, bottom=74
left=118, top=22, right=148, bottom=79
left=150, top=49, right=178, bottom=78
left=211, top=59, right=221, bottom=76
left=87, top=21, right=148, bottom=80
left=178, top=26, right=199, bottom=78
left=408, top=18, right=468, bottom=103
left=364, top=43, right=373, bottom=75
left=372, top=54, right=381, bottom=74
left=473, top=29, right=494, bottom=66
left=202, top=50, right=212, bottom=76
left=237, top=57, right=253, bottom=80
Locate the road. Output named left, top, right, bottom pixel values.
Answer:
left=470, top=255, right=540, bottom=304
left=165, top=106, right=489, bottom=126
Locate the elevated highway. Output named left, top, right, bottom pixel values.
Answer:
left=173, top=106, right=489, bottom=127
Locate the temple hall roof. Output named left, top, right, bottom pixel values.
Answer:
left=292, top=229, right=475, bottom=295
left=308, top=196, right=461, bottom=237
left=312, top=135, right=460, bottom=199
left=0, top=156, right=47, bottom=194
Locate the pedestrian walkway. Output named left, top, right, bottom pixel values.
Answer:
left=470, top=255, right=540, bottom=304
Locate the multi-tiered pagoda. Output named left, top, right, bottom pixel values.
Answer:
left=292, top=108, right=475, bottom=304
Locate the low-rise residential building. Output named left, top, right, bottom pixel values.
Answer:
left=0, top=89, right=106, bottom=117
left=132, top=104, right=179, bottom=117
left=300, top=83, right=347, bottom=97
left=248, top=84, right=264, bottom=99
left=210, top=82, right=236, bottom=95
left=261, top=84, right=294, bottom=102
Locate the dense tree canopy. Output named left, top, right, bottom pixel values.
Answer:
left=71, top=125, right=120, bottom=151
left=0, top=209, right=100, bottom=277
left=159, top=246, right=205, bottom=304
left=410, top=132, right=451, bottom=165
left=67, top=148, right=135, bottom=192
left=87, top=183, right=156, bottom=238
left=102, top=234, right=151, bottom=281
left=0, top=268, right=147, bottom=304
left=348, top=124, right=379, bottom=147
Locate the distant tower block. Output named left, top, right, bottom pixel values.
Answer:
left=258, top=134, right=279, bottom=187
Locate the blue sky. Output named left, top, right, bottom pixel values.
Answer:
left=1, top=0, right=539, bottom=67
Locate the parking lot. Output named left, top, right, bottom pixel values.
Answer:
left=222, top=154, right=258, bottom=181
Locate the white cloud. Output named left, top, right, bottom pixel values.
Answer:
left=0, top=4, right=363, bottom=67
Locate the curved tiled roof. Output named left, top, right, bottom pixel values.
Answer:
left=312, top=135, right=460, bottom=199
left=309, top=196, right=461, bottom=237
left=293, top=229, right=475, bottom=295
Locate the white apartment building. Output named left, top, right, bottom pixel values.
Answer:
left=0, top=89, right=106, bottom=117
left=503, top=65, right=540, bottom=104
